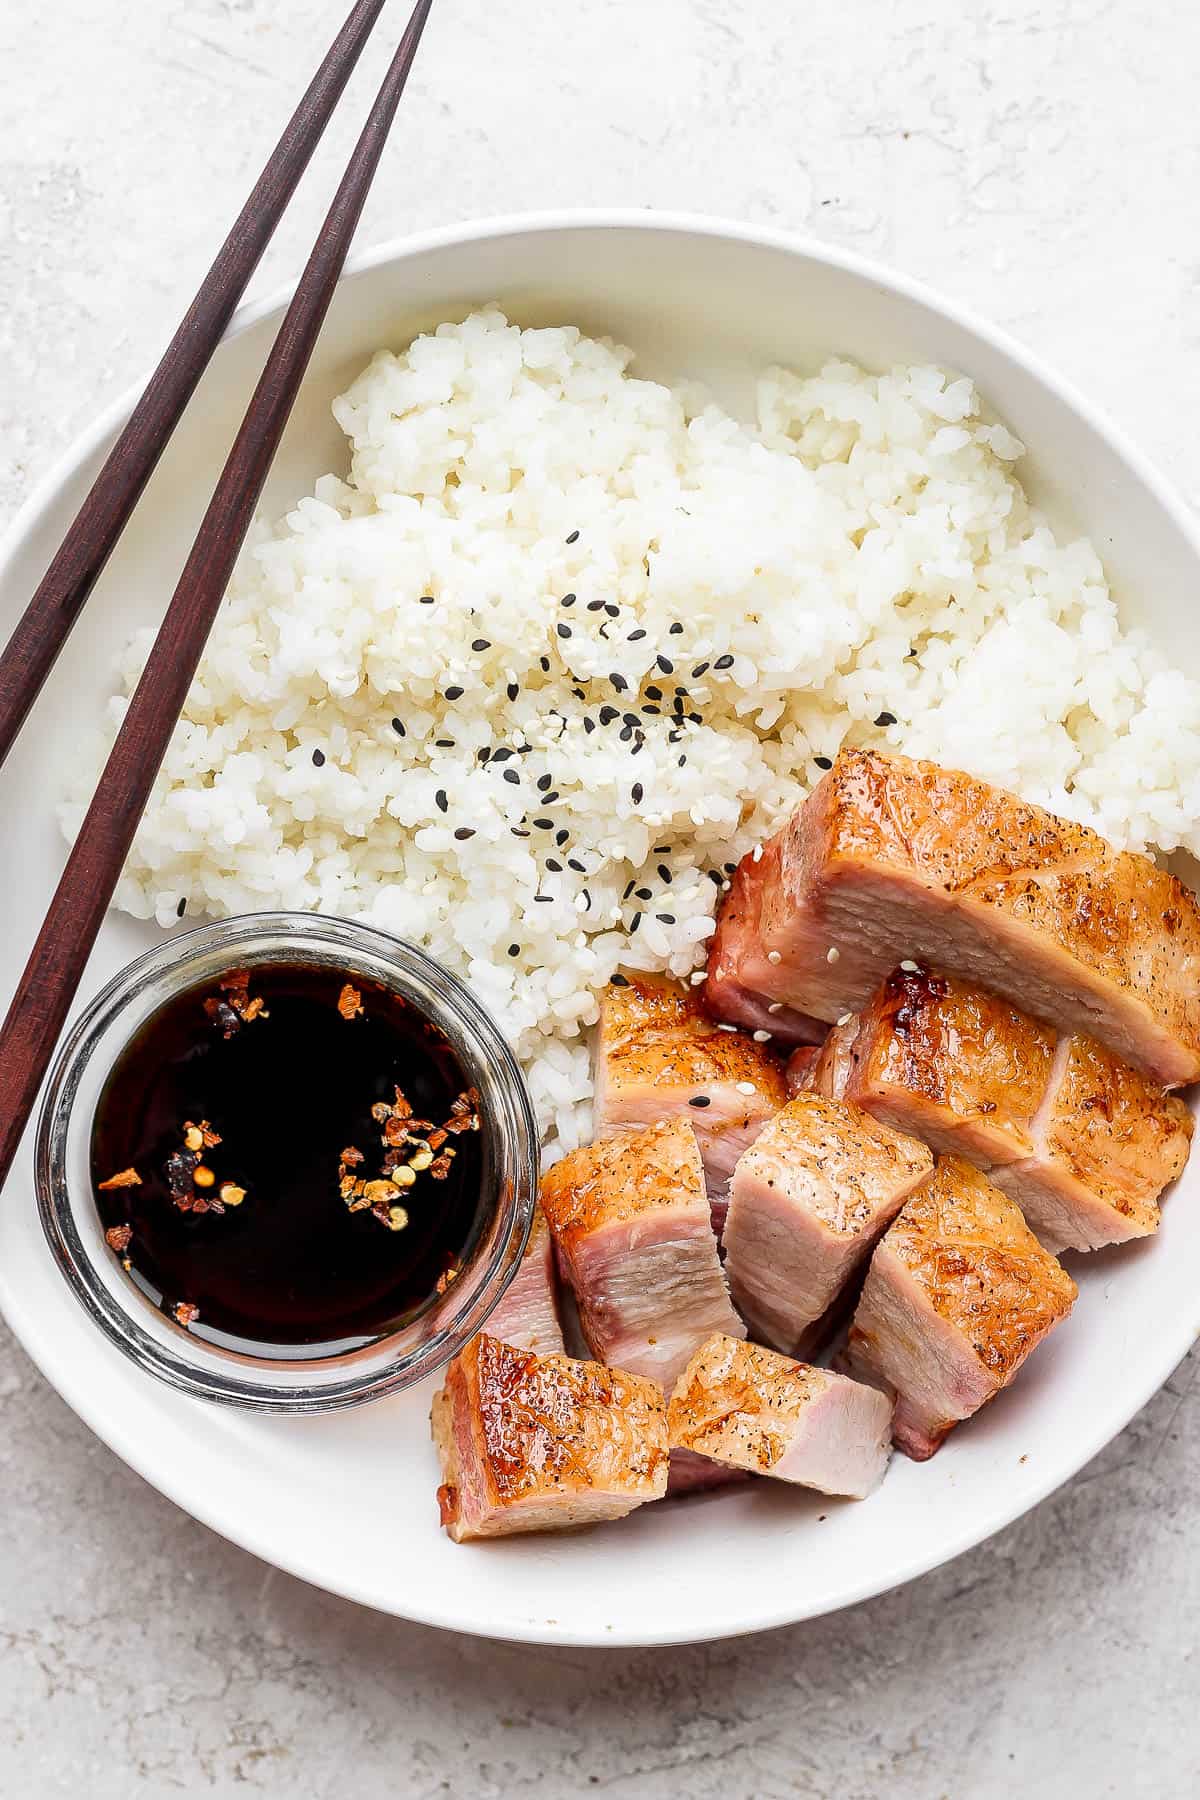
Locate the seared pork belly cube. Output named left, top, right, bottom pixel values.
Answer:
left=432, top=1334, right=668, bottom=1541
left=846, top=1158, right=1077, bottom=1460
left=842, top=966, right=1055, bottom=1165
left=705, top=747, right=1200, bottom=1085
left=594, top=972, right=787, bottom=1227
left=539, top=1118, right=745, bottom=1390
left=830, top=966, right=1193, bottom=1253
left=723, top=1092, right=933, bottom=1357
left=668, top=1333, right=893, bottom=1499
left=484, top=1203, right=564, bottom=1355
left=992, top=1032, right=1193, bottom=1253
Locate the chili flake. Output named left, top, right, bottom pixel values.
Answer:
left=98, top=1166, right=142, bottom=1191
left=337, top=983, right=364, bottom=1021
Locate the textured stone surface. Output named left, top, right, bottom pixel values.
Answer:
left=4, top=0, right=1200, bottom=1793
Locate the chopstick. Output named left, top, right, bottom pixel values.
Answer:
left=0, top=0, right=435, bottom=1191
left=0, top=0, right=390, bottom=773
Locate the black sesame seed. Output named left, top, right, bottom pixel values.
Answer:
left=583, top=717, right=597, bottom=735
left=392, top=718, right=406, bottom=737
left=874, top=711, right=897, bottom=727
left=492, top=747, right=513, bottom=762
left=631, top=782, right=644, bottom=805
left=654, top=844, right=671, bottom=853
left=691, top=662, right=710, bottom=678
left=435, top=789, right=449, bottom=813
left=435, top=738, right=455, bottom=748
left=619, top=725, right=634, bottom=743
left=723, top=861, right=736, bottom=873
left=546, top=858, right=563, bottom=872
left=534, top=818, right=554, bottom=830
left=587, top=599, right=605, bottom=612
left=656, top=655, right=674, bottom=674
left=503, top=768, right=520, bottom=785
left=668, top=730, right=681, bottom=745
left=555, top=829, right=570, bottom=846
left=623, top=880, right=636, bottom=900
left=611, top=972, right=630, bottom=987
left=534, top=894, right=552, bottom=904
left=561, top=593, right=577, bottom=607
left=669, top=623, right=684, bottom=635
left=645, top=686, right=663, bottom=701
left=610, top=673, right=629, bottom=692
left=688, top=1095, right=712, bottom=1108
left=714, top=654, right=734, bottom=671
left=556, top=622, right=572, bottom=641
left=539, top=656, right=551, bottom=673
left=508, top=944, right=520, bottom=957
left=419, top=595, right=435, bottom=605
left=604, top=604, right=619, bottom=618
left=543, top=791, right=560, bottom=805
left=472, top=638, right=491, bottom=652
left=478, top=747, right=491, bottom=764
left=505, top=683, right=519, bottom=703
left=707, top=870, right=724, bottom=887
left=635, top=887, right=652, bottom=902
left=657, top=865, right=672, bottom=883
left=814, top=755, right=833, bottom=770
left=627, top=628, right=646, bottom=642
left=599, top=705, right=619, bottom=724
left=581, top=889, right=592, bottom=911
left=572, top=687, right=586, bottom=701
left=565, top=530, right=580, bottom=544
left=656, top=913, right=676, bottom=925
left=688, top=712, right=703, bottom=725
left=176, top=897, right=187, bottom=918
left=678, top=755, right=687, bottom=767
left=537, top=773, right=552, bottom=791
left=568, top=858, right=586, bottom=873
left=629, top=911, right=642, bottom=931
left=311, top=749, right=325, bottom=767
left=511, top=827, right=530, bottom=837
left=445, top=685, right=464, bottom=701
left=454, top=827, right=475, bottom=841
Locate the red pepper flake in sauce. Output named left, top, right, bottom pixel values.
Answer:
left=203, top=969, right=269, bottom=1037
left=97, top=1166, right=142, bottom=1191
left=173, top=1301, right=200, bottom=1328
left=105, top=1224, right=133, bottom=1254
left=337, top=983, right=364, bottom=1021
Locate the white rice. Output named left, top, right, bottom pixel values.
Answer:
left=64, top=308, right=1200, bottom=1156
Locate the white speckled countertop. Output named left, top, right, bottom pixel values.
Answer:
left=4, top=2, right=1200, bottom=1793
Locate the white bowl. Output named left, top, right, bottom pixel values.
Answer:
left=2, top=211, right=1199, bottom=1647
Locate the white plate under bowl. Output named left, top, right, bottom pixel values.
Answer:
left=3, top=212, right=1199, bottom=1648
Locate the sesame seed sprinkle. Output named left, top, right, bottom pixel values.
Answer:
left=735, top=1081, right=756, bottom=1096
left=752, top=1030, right=772, bottom=1043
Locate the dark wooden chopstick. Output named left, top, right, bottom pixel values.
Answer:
left=0, top=0, right=435, bottom=1190
left=0, top=0, right=390, bottom=774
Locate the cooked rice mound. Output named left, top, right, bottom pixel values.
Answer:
left=65, top=309, right=1200, bottom=1155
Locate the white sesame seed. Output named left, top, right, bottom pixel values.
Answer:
left=837, top=1012, right=853, bottom=1026
left=767, top=1002, right=783, bottom=1014
left=826, top=946, right=840, bottom=964
left=899, top=959, right=920, bottom=972
left=751, top=844, right=763, bottom=863
left=689, top=970, right=707, bottom=986
left=752, top=1029, right=772, bottom=1043
left=717, top=1022, right=739, bottom=1033
left=735, top=1080, right=757, bottom=1095
left=766, top=950, right=782, bottom=965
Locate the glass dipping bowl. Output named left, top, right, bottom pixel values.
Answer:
left=36, top=913, right=539, bottom=1412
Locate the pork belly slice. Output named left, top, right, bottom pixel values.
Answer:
left=840, top=965, right=1055, bottom=1165
left=993, top=1032, right=1193, bottom=1252
left=484, top=1204, right=564, bottom=1355
left=723, top=1092, right=933, bottom=1357
left=831, top=966, right=1193, bottom=1252
left=705, top=747, right=1200, bottom=1085
left=432, top=1334, right=668, bottom=1541
left=594, top=972, right=788, bottom=1226
left=539, top=1118, right=745, bottom=1390
left=668, top=1333, right=893, bottom=1499
left=846, top=1157, right=1077, bottom=1460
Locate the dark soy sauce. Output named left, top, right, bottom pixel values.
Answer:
left=91, top=963, right=485, bottom=1357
